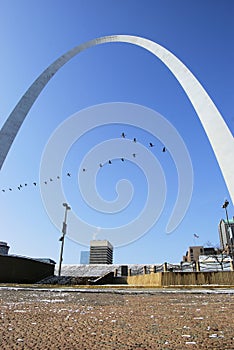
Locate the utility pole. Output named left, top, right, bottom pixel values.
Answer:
left=58, top=203, right=71, bottom=277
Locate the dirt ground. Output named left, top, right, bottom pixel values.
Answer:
left=0, top=288, right=234, bottom=349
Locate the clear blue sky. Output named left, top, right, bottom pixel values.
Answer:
left=0, top=0, right=233, bottom=264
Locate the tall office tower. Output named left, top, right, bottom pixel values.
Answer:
left=89, top=240, right=113, bottom=264
left=218, top=218, right=234, bottom=251
left=80, top=251, right=90, bottom=264
left=0, top=242, right=10, bottom=255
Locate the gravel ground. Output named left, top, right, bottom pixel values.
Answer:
left=0, top=288, right=234, bottom=349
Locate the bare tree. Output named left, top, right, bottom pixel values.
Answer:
left=202, top=242, right=230, bottom=271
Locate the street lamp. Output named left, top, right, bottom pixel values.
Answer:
left=222, top=199, right=229, bottom=216
left=222, top=199, right=233, bottom=259
left=58, top=203, right=71, bottom=277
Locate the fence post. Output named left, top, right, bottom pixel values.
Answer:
left=196, top=261, right=200, bottom=272
left=163, top=262, right=168, bottom=272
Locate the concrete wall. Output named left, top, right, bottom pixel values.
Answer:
left=127, top=271, right=234, bottom=286
left=0, top=255, right=55, bottom=283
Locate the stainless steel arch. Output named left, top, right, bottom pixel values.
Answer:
left=0, top=35, right=233, bottom=204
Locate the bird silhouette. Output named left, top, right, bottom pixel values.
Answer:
left=19, top=184, right=23, bottom=188
left=108, top=160, right=112, bottom=164
left=2, top=189, right=5, bottom=192
left=132, top=153, right=136, bottom=158
left=133, top=138, right=137, bottom=143
left=9, top=188, right=12, bottom=191
left=121, top=158, right=124, bottom=162
left=162, top=147, right=166, bottom=152
left=99, top=163, right=103, bottom=167
left=17, top=186, right=21, bottom=190
left=33, top=182, right=37, bottom=186
left=44, top=181, right=47, bottom=185
left=149, top=142, right=154, bottom=147
left=50, top=178, right=53, bottom=182
left=121, top=132, right=126, bottom=138
left=67, top=173, right=71, bottom=177
left=24, top=183, right=27, bottom=186
left=57, top=176, right=60, bottom=179
left=82, top=168, right=86, bottom=172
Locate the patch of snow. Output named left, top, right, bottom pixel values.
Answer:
left=14, top=310, right=27, bottom=313
left=40, top=299, right=65, bottom=303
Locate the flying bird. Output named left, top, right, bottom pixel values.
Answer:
left=121, top=132, right=126, bottom=138
left=121, top=158, right=124, bottom=162
left=2, top=189, right=5, bottom=192
left=33, top=182, right=37, bottom=186
left=149, top=142, right=154, bottom=147
left=133, top=138, right=137, bottom=143
left=82, top=168, right=86, bottom=172
left=108, top=160, right=112, bottom=164
left=50, top=178, right=53, bottom=182
left=9, top=188, right=12, bottom=191
left=162, top=147, right=166, bottom=152
left=57, top=176, right=60, bottom=179
left=19, top=184, right=23, bottom=188
left=99, top=163, right=103, bottom=167
left=17, top=186, right=21, bottom=190
left=24, top=183, right=27, bottom=186
left=44, top=181, right=47, bottom=185
left=132, top=153, right=136, bottom=158
left=67, top=173, right=71, bottom=177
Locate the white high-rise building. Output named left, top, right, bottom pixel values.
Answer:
left=89, top=240, right=113, bottom=264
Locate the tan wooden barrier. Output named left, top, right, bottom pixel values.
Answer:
left=127, top=271, right=234, bottom=287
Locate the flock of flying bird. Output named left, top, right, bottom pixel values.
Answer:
left=1, top=132, right=166, bottom=193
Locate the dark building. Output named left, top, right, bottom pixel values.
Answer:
left=89, top=240, right=113, bottom=264
left=0, top=241, right=55, bottom=283
left=0, top=241, right=10, bottom=255
left=203, top=247, right=216, bottom=255
left=0, top=254, right=55, bottom=283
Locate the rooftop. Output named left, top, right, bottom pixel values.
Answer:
left=223, top=218, right=234, bottom=224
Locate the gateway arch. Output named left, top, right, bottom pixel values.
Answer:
left=0, top=35, right=233, bottom=204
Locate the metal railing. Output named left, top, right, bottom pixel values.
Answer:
left=126, top=260, right=234, bottom=276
